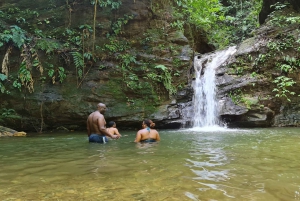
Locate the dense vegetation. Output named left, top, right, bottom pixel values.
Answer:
left=0, top=0, right=263, bottom=95
left=2, top=0, right=300, bottom=126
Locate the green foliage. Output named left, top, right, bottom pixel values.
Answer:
left=229, top=89, right=243, bottom=105
left=140, top=32, right=153, bottom=46
left=111, top=14, right=134, bottom=36
left=91, top=0, right=122, bottom=10
left=12, top=80, right=21, bottom=90
left=271, top=2, right=288, bottom=10
left=103, top=0, right=122, bottom=10
left=228, top=57, right=249, bottom=75
left=254, top=53, right=269, bottom=66
left=62, top=28, right=86, bottom=47
left=0, top=73, right=8, bottom=93
left=152, top=0, right=263, bottom=47
left=115, top=53, right=140, bottom=91
left=124, top=73, right=141, bottom=91
left=48, top=69, right=54, bottom=78
left=0, top=25, right=27, bottom=48
left=179, top=0, right=262, bottom=46
left=0, top=0, right=182, bottom=105
left=1, top=108, right=16, bottom=117
left=268, top=2, right=300, bottom=27
left=267, top=35, right=295, bottom=54
left=172, top=58, right=182, bottom=68
left=229, top=89, right=257, bottom=109
left=272, top=76, right=296, bottom=102
left=0, top=73, right=7, bottom=81
left=180, top=0, right=224, bottom=29
left=276, top=55, right=300, bottom=73
left=36, top=39, right=60, bottom=54
left=118, top=54, right=136, bottom=70
left=79, top=24, right=93, bottom=33
left=58, top=67, right=66, bottom=83
left=100, top=37, right=130, bottom=55
left=264, top=32, right=299, bottom=101
left=71, top=51, right=84, bottom=79
left=220, top=0, right=262, bottom=46
left=251, top=72, right=258, bottom=78
left=169, top=20, right=184, bottom=30
left=154, top=64, right=177, bottom=97
left=17, top=62, right=33, bottom=91
left=71, top=51, right=84, bottom=68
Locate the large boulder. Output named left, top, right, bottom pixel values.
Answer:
left=0, top=126, right=27, bottom=137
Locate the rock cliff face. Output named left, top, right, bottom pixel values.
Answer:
left=1, top=0, right=300, bottom=131
left=259, top=0, right=300, bottom=23
left=0, top=0, right=197, bottom=131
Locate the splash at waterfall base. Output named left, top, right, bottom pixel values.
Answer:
left=192, top=47, right=237, bottom=129
left=180, top=45, right=275, bottom=129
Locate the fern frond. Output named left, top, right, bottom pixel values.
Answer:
left=71, top=51, right=84, bottom=68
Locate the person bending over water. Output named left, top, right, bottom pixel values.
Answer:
left=107, top=121, right=122, bottom=138
left=87, top=103, right=120, bottom=143
left=134, top=119, right=160, bottom=143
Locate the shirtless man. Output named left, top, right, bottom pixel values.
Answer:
left=87, top=103, right=119, bottom=143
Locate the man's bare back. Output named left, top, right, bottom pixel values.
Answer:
left=87, top=111, right=105, bottom=136
left=87, top=103, right=119, bottom=142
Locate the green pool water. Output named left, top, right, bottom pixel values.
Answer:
left=0, top=128, right=300, bottom=201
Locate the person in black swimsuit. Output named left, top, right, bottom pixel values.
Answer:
left=134, top=119, right=160, bottom=143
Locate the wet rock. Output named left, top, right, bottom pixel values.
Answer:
left=219, top=98, right=248, bottom=116
left=168, top=31, right=189, bottom=46
left=0, top=126, right=26, bottom=137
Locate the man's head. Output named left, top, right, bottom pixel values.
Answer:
left=97, top=103, right=107, bottom=114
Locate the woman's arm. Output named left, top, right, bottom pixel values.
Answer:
left=156, top=130, right=160, bottom=141
left=134, top=131, right=142, bottom=142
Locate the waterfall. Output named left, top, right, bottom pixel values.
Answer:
left=192, top=46, right=236, bottom=128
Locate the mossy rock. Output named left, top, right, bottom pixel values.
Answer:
left=0, top=126, right=27, bottom=137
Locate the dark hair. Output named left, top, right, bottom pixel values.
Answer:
left=143, top=119, right=155, bottom=128
left=107, top=121, right=115, bottom=128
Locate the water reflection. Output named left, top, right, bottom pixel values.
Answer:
left=186, top=131, right=233, bottom=199
left=1, top=128, right=300, bottom=200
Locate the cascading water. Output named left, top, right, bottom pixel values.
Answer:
left=192, top=46, right=237, bottom=128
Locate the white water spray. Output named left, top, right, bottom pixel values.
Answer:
left=192, top=46, right=236, bottom=128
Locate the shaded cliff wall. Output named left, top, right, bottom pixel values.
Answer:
left=259, top=0, right=300, bottom=24
left=1, top=0, right=300, bottom=132
left=0, top=0, right=205, bottom=131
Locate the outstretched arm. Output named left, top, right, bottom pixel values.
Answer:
left=114, top=128, right=122, bottom=137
